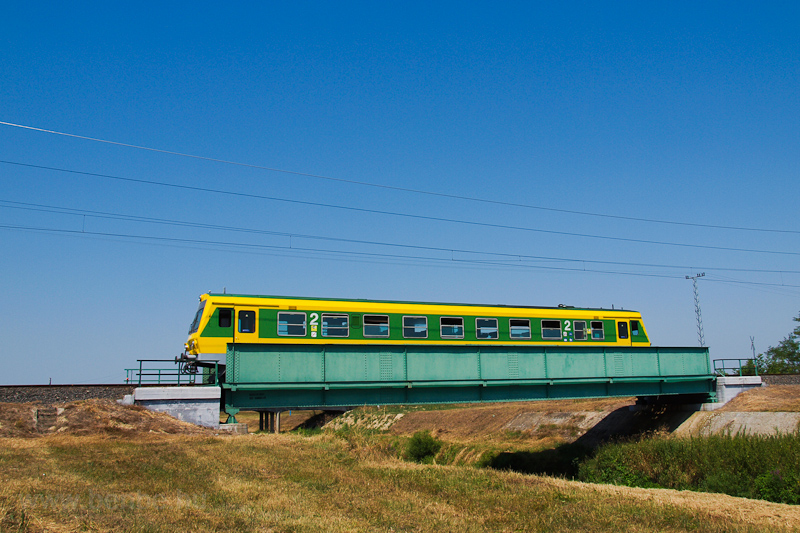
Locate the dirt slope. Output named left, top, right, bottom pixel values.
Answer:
left=718, top=385, right=800, bottom=412
left=0, top=399, right=211, bottom=438
left=388, top=397, right=635, bottom=441
left=334, top=385, right=800, bottom=442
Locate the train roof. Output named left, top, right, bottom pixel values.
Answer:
left=203, top=293, right=640, bottom=314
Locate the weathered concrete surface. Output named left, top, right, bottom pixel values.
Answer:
left=715, top=376, right=764, bottom=405
left=134, top=386, right=221, bottom=429
left=217, top=423, right=248, bottom=435
left=675, top=411, right=800, bottom=437
left=503, top=411, right=610, bottom=433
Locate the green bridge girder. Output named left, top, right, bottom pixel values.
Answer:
left=221, top=344, right=716, bottom=414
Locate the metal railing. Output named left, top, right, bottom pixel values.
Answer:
left=125, top=359, right=220, bottom=386
left=713, top=358, right=758, bottom=377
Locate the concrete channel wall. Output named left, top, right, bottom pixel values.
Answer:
left=675, top=411, right=800, bottom=437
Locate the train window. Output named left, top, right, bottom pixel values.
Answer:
left=440, top=317, right=464, bottom=339
left=509, top=319, right=531, bottom=339
left=188, top=301, right=206, bottom=334
left=618, top=321, right=629, bottom=339
left=476, top=318, right=499, bottom=339
left=363, top=314, right=389, bottom=337
left=277, top=312, right=306, bottom=336
left=574, top=321, right=586, bottom=340
left=403, top=316, right=428, bottom=338
left=591, top=321, right=604, bottom=340
left=322, top=314, right=349, bottom=337
left=541, top=320, right=562, bottom=339
left=238, top=310, right=256, bottom=334
left=631, top=320, right=640, bottom=336
left=219, top=308, right=232, bottom=329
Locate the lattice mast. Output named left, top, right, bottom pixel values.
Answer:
left=686, top=272, right=706, bottom=347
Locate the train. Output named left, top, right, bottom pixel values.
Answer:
left=177, top=293, right=720, bottom=415
left=183, top=293, right=650, bottom=360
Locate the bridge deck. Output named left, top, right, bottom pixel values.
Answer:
left=222, top=344, right=716, bottom=412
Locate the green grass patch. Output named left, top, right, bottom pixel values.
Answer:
left=405, top=430, right=443, bottom=463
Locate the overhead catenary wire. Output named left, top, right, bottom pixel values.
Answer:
left=1, top=199, right=798, bottom=275
left=2, top=223, right=799, bottom=293
left=1, top=120, right=797, bottom=236
left=2, top=159, right=798, bottom=257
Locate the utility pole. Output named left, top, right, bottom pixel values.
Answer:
left=685, top=272, right=706, bottom=347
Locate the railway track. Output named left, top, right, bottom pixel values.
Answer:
left=0, top=384, right=137, bottom=404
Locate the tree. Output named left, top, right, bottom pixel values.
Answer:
left=757, top=313, right=800, bottom=374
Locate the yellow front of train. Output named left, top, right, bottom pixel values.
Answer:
left=183, top=294, right=221, bottom=359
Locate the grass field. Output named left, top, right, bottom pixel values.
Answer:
left=3, top=388, right=800, bottom=532
left=3, top=431, right=800, bottom=532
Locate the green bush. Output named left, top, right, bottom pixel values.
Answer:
left=577, top=432, right=800, bottom=504
left=754, top=469, right=800, bottom=504
left=405, top=431, right=443, bottom=463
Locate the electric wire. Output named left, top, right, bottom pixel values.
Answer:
left=2, top=160, right=798, bottom=257
left=704, top=273, right=800, bottom=298
left=2, top=223, right=799, bottom=291
left=1, top=120, right=797, bottom=235
left=1, top=199, right=798, bottom=275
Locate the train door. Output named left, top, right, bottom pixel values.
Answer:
left=617, top=321, right=631, bottom=346
left=234, top=307, right=259, bottom=344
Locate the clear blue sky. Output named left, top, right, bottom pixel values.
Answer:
left=1, top=2, right=797, bottom=384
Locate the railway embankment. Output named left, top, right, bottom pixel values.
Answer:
left=2, top=381, right=799, bottom=439
left=762, top=374, right=800, bottom=385
left=0, top=385, right=135, bottom=404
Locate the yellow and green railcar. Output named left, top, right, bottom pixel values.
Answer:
left=184, top=293, right=650, bottom=358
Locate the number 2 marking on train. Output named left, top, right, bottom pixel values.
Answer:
left=564, top=320, right=571, bottom=332
left=310, top=313, right=319, bottom=326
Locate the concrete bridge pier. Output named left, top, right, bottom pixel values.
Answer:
left=133, top=386, right=221, bottom=428
left=258, top=411, right=282, bottom=433
left=676, top=375, right=764, bottom=411
left=713, top=375, right=764, bottom=406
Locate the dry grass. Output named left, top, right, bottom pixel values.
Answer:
left=2, top=432, right=799, bottom=532
left=540, top=475, right=800, bottom=528
left=719, top=385, right=800, bottom=412
left=3, top=388, right=800, bottom=531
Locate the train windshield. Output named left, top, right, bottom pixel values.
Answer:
left=188, top=301, right=206, bottom=334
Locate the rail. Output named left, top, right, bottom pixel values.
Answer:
left=124, top=359, right=220, bottom=386
left=713, top=358, right=758, bottom=377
